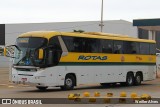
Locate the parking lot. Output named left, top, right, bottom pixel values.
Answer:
left=0, top=68, right=160, bottom=107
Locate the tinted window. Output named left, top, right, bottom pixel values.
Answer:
left=49, top=36, right=62, bottom=50
left=62, top=36, right=101, bottom=53
left=150, top=44, right=156, bottom=55
left=123, top=41, right=139, bottom=54
left=73, top=37, right=84, bottom=52
left=62, top=36, right=75, bottom=52
left=114, top=40, right=123, bottom=54
left=84, top=38, right=100, bottom=53
left=140, top=43, right=149, bottom=54
left=62, top=36, right=85, bottom=52
left=101, top=39, right=113, bottom=53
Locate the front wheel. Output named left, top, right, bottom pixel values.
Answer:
left=126, top=73, right=134, bottom=86
left=121, top=73, right=134, bottom=86
left=61, top=75, right=75, bottom=90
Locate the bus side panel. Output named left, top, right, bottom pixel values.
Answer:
left=55, top=65, right=156, bottom=86
left=144, top=65, right=156, bottom=81
left=58, top=65, right=126, bottom=85
left=44, top=66, right=66, bottom=86
left=12, top=65, right=156, bottom=87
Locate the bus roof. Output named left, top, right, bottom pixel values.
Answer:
left=83, top=32, right=130, bottom=38
left=19, top=31, right=156, bottom=43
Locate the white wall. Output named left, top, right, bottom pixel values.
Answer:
left=0, top=56, right=10, bottom=68
left=5, top=20, right=137, bottom=45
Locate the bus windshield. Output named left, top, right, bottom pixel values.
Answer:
left=13, top=37, right=48, bottom=67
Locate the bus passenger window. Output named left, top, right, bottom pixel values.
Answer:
left=114, top=41, right=123, bottom=54
left=131, top=42, right=140, bottom=54
left=61, top=36, right=75, bottom=52
left=84, top=38, right=100, bottom=53
left=101, top=39, right=113, bottom=53
left=73, top=37, right=84, bottom=52
left=140, top=43, right=149, bottom=54
left=149, top=44, right=156, bottom=55
left=123, top=41, right=139, bottom=54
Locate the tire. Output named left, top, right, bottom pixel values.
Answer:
left=61, top=75, right=75, bottom=90
left=126, top=73, right=134, bottom=86
left=134, top=73, right=142, bottom=86
left=36, top=86, right=48, bottom=91
left=121, top=73, right=134, bottom=86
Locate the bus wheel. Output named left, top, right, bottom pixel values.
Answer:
left=61, top=75, right=75, bottom=90
left=36, top=86, right=48, bottom=91
left=126, top=73, right=134, bottom=86
left=134, top=73, right=142, bottom=85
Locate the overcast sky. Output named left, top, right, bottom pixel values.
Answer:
left=0, top=0, right=160, bottom=23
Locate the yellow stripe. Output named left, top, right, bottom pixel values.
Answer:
left=60, top=52, right=156, bottom=63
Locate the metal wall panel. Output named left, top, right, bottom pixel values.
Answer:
left=0, top=24, right=5, bottom=45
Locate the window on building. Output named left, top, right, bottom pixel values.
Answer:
left=156, top=32, right=160, bottom=53
left=138, top=28, right=149, bottom=39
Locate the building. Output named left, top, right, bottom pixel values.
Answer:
left=133, top=18, right=160, bottom=51
left=133, top=18, right=160, bottom=77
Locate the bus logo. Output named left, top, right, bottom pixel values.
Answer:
left=78, top=55, right=107, bottom=60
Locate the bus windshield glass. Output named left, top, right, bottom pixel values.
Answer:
left=13, top=37, right=48, bottom=66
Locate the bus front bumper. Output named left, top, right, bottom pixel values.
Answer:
left=12, top=75, right=47, bottom=87
left=11, top=68, right=48, bottom=87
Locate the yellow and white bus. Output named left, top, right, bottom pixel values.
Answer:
left=5, top=31, right=156, bottom=90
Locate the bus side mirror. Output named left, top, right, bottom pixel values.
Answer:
left=38, top=49, right=44, bottom=60
left=3, top=47, right=7, bottom=56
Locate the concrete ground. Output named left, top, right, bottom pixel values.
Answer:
left=0, top=68, right=160, bottom=107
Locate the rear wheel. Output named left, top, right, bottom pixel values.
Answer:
left=134, top=73, right=142, bottom=85
left=61, top=75, right=75, bottom=90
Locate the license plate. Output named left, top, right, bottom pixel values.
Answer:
left=21, top=78, right=27, bottom=81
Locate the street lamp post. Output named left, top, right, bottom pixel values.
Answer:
left=99, top=0, right=104, bottom=32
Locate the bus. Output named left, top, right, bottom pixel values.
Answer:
left=4, top=31, right=156, bottom=90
